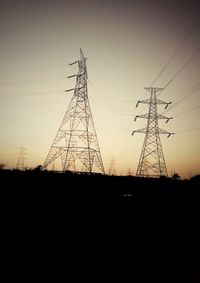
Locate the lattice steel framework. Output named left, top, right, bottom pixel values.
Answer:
left=16, top=147, right=26, bottom=170
left=132, top=87, right=174, bottom=177
left=108, top=157, right=116, bottom=176
left=43, top=49, right=105, bottom=174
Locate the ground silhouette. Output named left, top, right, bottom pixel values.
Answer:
left=2, top=170, right=200, bottom=282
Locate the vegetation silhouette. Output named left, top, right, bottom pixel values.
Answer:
left=172, top=172, right=181, bottom=180
left=1, top=168, right=200, bottom=282
left=0, top=163, right=5, bottom=170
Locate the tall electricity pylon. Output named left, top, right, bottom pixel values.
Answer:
left=132, top=87, right=174, bottom=177
left=43, top=49, right=105, bottom=174
left=16, top=147, right=26, bottom=170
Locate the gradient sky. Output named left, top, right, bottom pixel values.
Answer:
left=0, top=0, right=200, bottom=178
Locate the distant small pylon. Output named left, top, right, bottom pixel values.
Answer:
left=108, top=157, right=116, bottom=176
left=126, top=168, right=132, bottom=176
left=16, top=147, right=26, bottom=170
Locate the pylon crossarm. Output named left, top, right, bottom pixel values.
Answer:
left=165, top=117, right=173, bottom=123
left=164, top=102, right=172, bottom=109
left=136, top=97, right=169, bottom=107
left=132, top=128, right=146, bottom=135
left=134, top=113, right=172, bottom=121
left=144, top=87, right=163, bottom=92
left=69, top=61, right=78, bottom=66
left=157, top=127, right=174, bottom=137
left=156, top=99, right=171, bottom=106
left=157, top=114, right=173, bottom=122
left=136, top=99, right=151, bottom=107
left=65, top=88, right=74, bottom=92
left=134, top=114, right=148, bottom=121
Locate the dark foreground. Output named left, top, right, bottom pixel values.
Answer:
left=2, top=170, right=200, bottom=282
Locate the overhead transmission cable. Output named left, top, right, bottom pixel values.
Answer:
left=151, top=13, right=200, bottom=87
left=0, top=77, right=65, bottom=86
left=2, top=64, right=68, bottom=76
left=89, top=95, right=132, bottom=131
left=177, top=127, right=200, bottom=134
left=162, top=46, right=200, bottom=90
left=175, top=104, right=200, bottom=118
left=162, top=81, right=200, bottom=114
left=136, top=46, right=200, bottom=117
left=23, top=64, right=67, bottom=73
left=0, top=90, right=65, bottom=97
left=135, top=14, right=200, bottom=116
left=88, top=79, right=133, bottom=115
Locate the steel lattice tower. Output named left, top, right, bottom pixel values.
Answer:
left=132, top=87, right=174, bottom=177
left=16, top=147, right=26, bottom=170
left=43, top=49, right=105, bottom=174
left=108, top=157, right=116, bottom=176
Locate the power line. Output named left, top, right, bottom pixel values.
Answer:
left=1, top=128, right=25, bottom=144
left=135, top=15, right=200, bottom=117
left=2, top=64, right=68, bottom=76
left=0, top=90, right=64, bottom=97
left=94, top=119, right=132, bottom=141
left=175, top=104, right=200, bottom=118
left=89, top=87, right=133, bottom=116
left=19, top=90, right=64, bottom=96
left=90, top=100, right=133, bottom=132
left=88, top=78, right=135, bottom=108
left=23, top=65, right=67, bottom=73
left=0, top=78, right=65, bottom=86
left=150, top=13, right=200, bottom=87
left=135, top=47, right=200, bottom=117
left=163, top=46, right=200, bottom=90
left=136, top=14, right=200, bottom=104
left=137, top=47, right=200, bottom=116
left=162, top=81, right=200, bottom=114
left=170, top=81, right=200, bottom=104
left=177, top=127, right=200, bottom=134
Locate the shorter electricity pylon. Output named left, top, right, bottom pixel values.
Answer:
left=108, top=157, right=117, bottom=176
left=132, top=87, right=174, bottom=177
left=126, top=167, right=133, bottom=176
left=16, top=147, right=27, bottom=170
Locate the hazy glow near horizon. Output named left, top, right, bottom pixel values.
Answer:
left=0, top=0, right=200, bottom=178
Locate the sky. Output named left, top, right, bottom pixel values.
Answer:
left=0, top=0, right=200, bottom=178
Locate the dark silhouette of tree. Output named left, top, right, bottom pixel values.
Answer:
left=172, top=172, right=180, bottom=180
left=190, top=174, right=200, bottom=183
left=0, top=163, right=5, bottom=170
left=33, top=165, right=43, bottom=171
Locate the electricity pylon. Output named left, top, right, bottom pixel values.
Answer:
left=108, top=157, right=116, bottom=176
left=16, top=147, right=26, bottom=170
left=132, top=87, right=174, bottom=177
left=43, top=49, right=105, bottom=174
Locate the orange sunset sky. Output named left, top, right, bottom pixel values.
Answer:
left=0, top=0, right=200, bottom=178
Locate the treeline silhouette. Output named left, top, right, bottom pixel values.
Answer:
left=1, top=168, right=199, bottom=224
left=1, top=169, right=200, bottom=282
